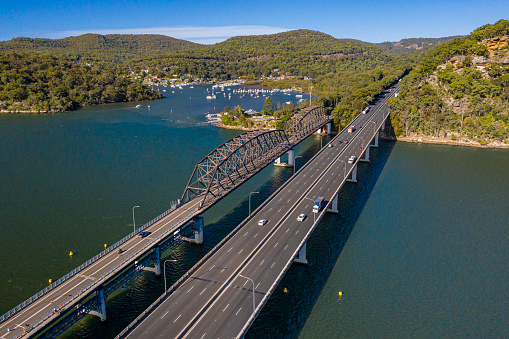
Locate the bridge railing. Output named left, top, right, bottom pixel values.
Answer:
left=17, top=206, right=198, bottom=338
left=0, top=199, right=187, bottom=325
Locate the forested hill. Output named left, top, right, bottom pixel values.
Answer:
left=388, top=19, right=509, bottom=146
left=374, top=36, right=465, bottom=55
left=0, top=34, right=202, bottom=64
left=133, top=29, right=396, bottom=79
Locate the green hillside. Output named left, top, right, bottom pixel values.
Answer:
left=374, top=36, right=465, bottom=55
left=388, top=20, right=509, bottom=145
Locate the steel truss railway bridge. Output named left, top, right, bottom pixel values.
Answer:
left=0, top=107, right=332, bottom=339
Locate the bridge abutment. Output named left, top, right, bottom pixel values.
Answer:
left=294, top=242, right=308, bottom=265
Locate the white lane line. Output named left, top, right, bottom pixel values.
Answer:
left=271, top=262, right=275, bottom=268
left=278, top=208, right=282, bottom=213
left=259, top=260, right=265, bottom=266
left=236, top=307, right=242, bottom=316
left=279, top=198, right=282, bottom=201
left=161, top=311, right=169, bottom=319
left=174, top=314, right=181, bottom=323
left=256, top=283, right=260, bottom=289
left=268, top=208, right=273, bottom=212
left=296, top=190, right=300, bottom=193
left=228, top=247, right=233, bottom=253
left=296, top=230, right=299, bottom=234
left=187, top=286, right=194, bottom=294
left=223, top=304, right=229, bottom=312
left=254, top=233, right=258, bottom=238
left=274, top=242, right=278, bottom=248
left=244, top=232, right=248, bottom=237
left=243, top=280, right=248, bottom=286
left=287, top=199, right=291, bottom=203
left=221, top=267, right=226, bottom=273
left=239, top=249, right=243, bottom=254
left=199, top=288, right=207, bottom=296
left=284, top=245, right=288, bottom=250
left=286, top=228, right=290, bottom=233
left=200, top=334, right=206, bottom=339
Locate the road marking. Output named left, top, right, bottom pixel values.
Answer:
left=287, top=199, right=291, bottom=203
left=271, top=262, right=275, bottom=268
left=239, top=249, right=243, bottom=254
left=200, top=334, right=206, bottom=339
left=268, top=208, right=273, bottom=211
left=161, top=311, right=169, bottom=319
left=174, top=314, right=181, bottom=323
left=256, top=283, right=260, bottom=289
left=244, top=232, right=248, bottom=237
left=286, top=228, right=290, bottom=233
left=284, top=245, right=288, bottom=250
left=260, top=260, right=264, bottom=266
left=223, top=304, right=229, bottom=312
left=199, top=288, right=206, bottom=296
left=243, top=280, right=248, bottom=286
left=228, top=247, right=233, bottom=253
left=278, top=208, right=282, bottom=213
left=236, top=307, right=242, bottom=316
left=296, top=230, right=299, bottom=234
left=274, top=242, right=278, bottom=248
left=254, top=233, right=258, bottom=238
left=187, top=286, right=195, bottom=294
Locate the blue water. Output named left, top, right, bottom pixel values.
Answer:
left=0, top=85, right=507, bottom=338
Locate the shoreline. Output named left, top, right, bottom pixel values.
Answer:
left=381, top=135, right=509, bottom=149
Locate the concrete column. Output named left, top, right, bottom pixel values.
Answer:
left=381, top=122, right=385, bottom=131
left=360, top=146, right=370, bottom=162
left=327, top=193, right=338, bottom=213
left=347, top=164, right=357, bottom=183
left=183, top=215, right=204, bottom=245
left=372, top=131, right=379, bottom=147
left=143, top=246, right=162, bottom=275
left=326, top=122, right=331, bottom=134
left=294, top=242, right=308, bottom=265
left=287, top=149, right=295, bottom=166
left=89, top=288, right=107, bottom=321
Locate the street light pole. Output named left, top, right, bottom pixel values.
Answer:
left=239, top=274, right=255, bottom=316
left=249, top=192, right=260, bottom=217
left=132, top=205, right=139, bottom=234
left=294, top=156, right=302, bottom=175
left=164, top=259, right=177, bottom=295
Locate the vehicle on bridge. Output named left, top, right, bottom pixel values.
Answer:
left=348, top=155, right=356, bottom=164
left=362, top=107, right=370, bottom=114
left=297, top=214, right=307, bottom=221
left=258, top=219, right=267, bottom=226
left=312, top=197, right=324, bottom=213
left=348, top=126, right=355, bottom=133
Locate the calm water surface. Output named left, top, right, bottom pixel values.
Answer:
left=0, top=86, right=507, bottom=338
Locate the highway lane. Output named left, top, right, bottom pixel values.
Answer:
left=0, top=197, right=203, bottom=339
left=125, top=84, right=398, bottom=338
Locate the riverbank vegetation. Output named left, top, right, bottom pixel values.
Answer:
left=388, top=20, right=509, bottom=144
left=0, top=52, right=162, bottom=112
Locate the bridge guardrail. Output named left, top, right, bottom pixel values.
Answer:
left=17, top=207, right=198, bottom=338
left=0, top=199, right=189, bottom=325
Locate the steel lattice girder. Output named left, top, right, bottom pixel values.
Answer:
left=284, top=106, right=331, bottom=143
left=182, top=130, right=290, bottom=207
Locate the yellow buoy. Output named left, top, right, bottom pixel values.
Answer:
left=338, top=291, right=343, bottom=298
left=283, top=288, right=288, bottom=293
left=49, top=279, right=52, bottom=284
left=69, top=251, right=73, bottom=256
left=104, top=244, right=107, bottom=249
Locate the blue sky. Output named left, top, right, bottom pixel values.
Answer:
left=0, top=0, right=507, bottom=44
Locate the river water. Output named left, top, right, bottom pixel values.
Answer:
left=0, top=85, right=507, bottom=338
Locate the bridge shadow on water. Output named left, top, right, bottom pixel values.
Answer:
left=247, top=139, right=396, bottom=339
left=59, top=137, right=395, bottom=339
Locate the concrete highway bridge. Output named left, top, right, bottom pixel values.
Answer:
left=116, top=84, right=400, bottom=339
left=0, top=105, right=333, bottom=338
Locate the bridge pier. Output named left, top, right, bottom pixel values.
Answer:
left=326, top=122, right=331, bottom=134
left=372, top=131, right=379, bottom=147
left=143, top=246, right=161, bottom=275
left=327, top=193, right=339, bottom=213
left=183, top=215, right=204, bottom=245
left=294, top=242, right=308, bottom=265
left=360, top=145, right=370, bottom=162
left=89, top=288, right=107, bottom=321
left=347, top=164, right=358, bottom=183
left=287, top=149, right=295, bottom=166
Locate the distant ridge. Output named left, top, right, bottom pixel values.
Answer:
left=373, top=36, right=465, bottom=54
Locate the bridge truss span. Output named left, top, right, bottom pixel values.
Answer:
left=182, top=129, right=291, bottom=208
left=285, top=106, right=331, bottom=143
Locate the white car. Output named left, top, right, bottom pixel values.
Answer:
left=348, top=155, right=356, bottom=164
left=258, top=219, right=267, bottom=226
left=297, top=214, right=306, bottom=222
